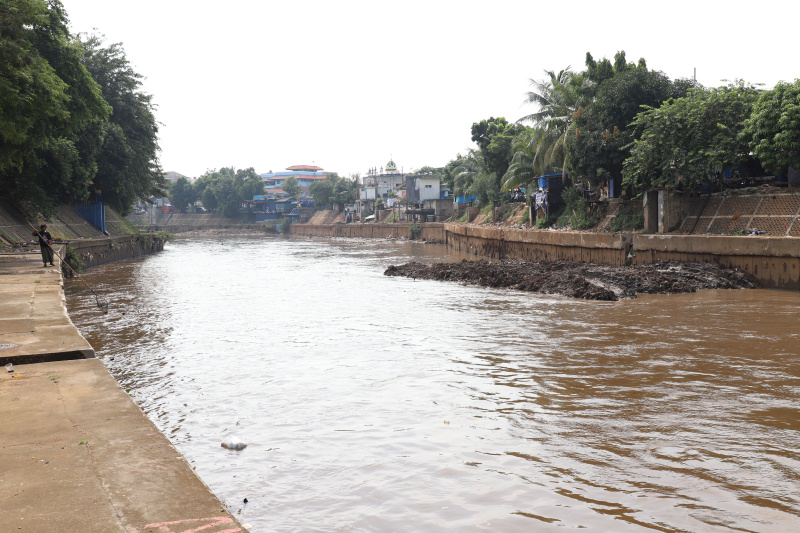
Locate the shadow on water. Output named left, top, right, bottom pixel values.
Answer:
left=65, top=236, right=800, bottom=532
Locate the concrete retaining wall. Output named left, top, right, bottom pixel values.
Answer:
left=445, top=224, right=632, bottom=265
left=135, top=224, right=264, bottom=233
left=290, top=223, right=447, bottom=243
left=633, top=234, right=800, bottom=290
left=285, top=221, right=800, bottom=290
left=66, top=235, right=165, bottom=270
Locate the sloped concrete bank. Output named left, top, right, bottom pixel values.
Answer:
left=291, top=222, right=799, bottom=291
left=0, top=253, right=248, bottom=532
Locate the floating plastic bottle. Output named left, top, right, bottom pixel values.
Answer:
left=221, top=436, right=247, bottom=450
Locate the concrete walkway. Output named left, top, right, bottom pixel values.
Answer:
left=0, top=251, right=248, bottom=532
left=0, top=250, right=93, bottom=365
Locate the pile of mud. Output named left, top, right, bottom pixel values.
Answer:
left=384, top=259, right=759, bottom=300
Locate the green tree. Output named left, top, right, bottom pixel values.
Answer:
left=309, top=176, right=355, bottom=207
left=79, top=34, right=166, bottom=215
left=332, top=177, right=356, bottom=207
left=740, top=79, right=800, bottom=175
left=623, top=82, right=759, bottom=193
left=567, top=67, right=692, bottom=188
left=470, top=117, right=525, bottom=180
left=517, top=68, right=591, bottom=179
left=194, top=167, right=263, bottom=217
left=441, top=156, right=462, bottom=191
left=282, top=176, right=301, bottom=197
left=308, top=178, right=334, bottom=207
left=0, top=0, right=110, bottom=215
left=0, top=0, right=68, bottom=174
left=408, top=165, right=443, bottom=176
left=451, top=149, right=495, bottom=205
left=168, top=177, right=196, bottom=212
left=501, top=126, right=558, bottom=191
left=233, top=167, right=264, bottom=200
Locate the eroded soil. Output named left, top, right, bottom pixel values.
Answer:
left=384, top=259, right=759, bottom=300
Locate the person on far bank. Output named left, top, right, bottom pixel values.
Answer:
left=33, top=224, right=55, bottom=267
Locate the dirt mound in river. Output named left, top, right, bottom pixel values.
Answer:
left=384, top=259, right=758, bottom=300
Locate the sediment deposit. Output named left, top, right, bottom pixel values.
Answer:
left=384, top=259, right=759, bottom=300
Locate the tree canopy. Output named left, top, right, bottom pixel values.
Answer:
left=0, top=0, right=109, bottom=215
left=168, top=176, right=196, bottom=212
left=741, top=79, right=800, bottom=175
left=622, top=82, right=760, bottom=192
left=567, top=65, right=693, bottom=187
left=309, top=175, right=356, bottom=207
left=0, top=0, right=165, bottom=216
left=281, top=176, right=301, bottom=197
left=193, top=167, right=263, bottom=217
left=79, top=34, right=166, bottom=215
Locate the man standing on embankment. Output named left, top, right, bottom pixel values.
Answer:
left=33, top=224, right=54, bottom=267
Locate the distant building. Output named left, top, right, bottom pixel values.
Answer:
left=406, top=174, right=441, bottom=204
left=261, top=165, right=332, bottom=192
left=163, top=171, right=189, bottom=182
left=360, top=158, right=405, bottom=200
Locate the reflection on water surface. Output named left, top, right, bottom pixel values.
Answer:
left=65, top=236, right=800, bottom=532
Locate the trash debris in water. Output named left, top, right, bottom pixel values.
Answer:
left=221, top=437, right=247, bottom=450
left=5, top=363, right=13, bottom=373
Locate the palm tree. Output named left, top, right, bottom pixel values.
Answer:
left=451, top=149, right=496, bottom=205
left=501, top=127, right=550, bottom=191
left=516, top=67, right=592, bottom=181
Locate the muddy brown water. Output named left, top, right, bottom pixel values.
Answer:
left=64, top=236, right=800, bottom=533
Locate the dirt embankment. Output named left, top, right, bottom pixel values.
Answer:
left=384, top=259, right=759, bottom=300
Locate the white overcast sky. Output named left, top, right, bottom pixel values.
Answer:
left=62, top=0, right=798, bottom=179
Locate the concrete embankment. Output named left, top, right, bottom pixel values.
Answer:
left=66, top=234, right=166, bottom=270
left=290, top=222, right=447, bottom=242
left=290, top=222, right=800, bottom=291
left=0, top=252, right=248, bottom=532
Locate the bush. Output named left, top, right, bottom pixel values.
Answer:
left=409, top=223, right=422, bottom=239
left=61, top=245, right=84, bottom=278
left=556, top=188, right=600, bottom=230
left=535, top=207, right=563, bottom=228
left=607, top=203, right=644, bottom=232
left=520, top=207, right=530, bottom=225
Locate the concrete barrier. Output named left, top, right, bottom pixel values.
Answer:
left=290, top=223, right=447, bottom=243
left=66, top=234, right=166, bottom=270
left=445, top=224, right=632, bottom=265
left=633, top=234, right=800, bottom=290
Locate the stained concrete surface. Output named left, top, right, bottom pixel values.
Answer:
left=0, top=252, right=247, bottom=532
left=0, top=251, right=93, bottom=364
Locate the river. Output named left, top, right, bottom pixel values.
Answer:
left=64, top=236, right=800, bottom=533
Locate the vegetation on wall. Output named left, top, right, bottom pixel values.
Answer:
left=556, top=188, right=599, bottom=229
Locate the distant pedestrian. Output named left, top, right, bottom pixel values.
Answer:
left=33, top=224, right=55, bottom=267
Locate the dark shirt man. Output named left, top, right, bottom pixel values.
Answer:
left=32, top=224, right=54, bottom=267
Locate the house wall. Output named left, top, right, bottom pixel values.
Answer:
left=423, top=199, right=455, bottom=219
left=417, top=178, right=440, bottom=202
